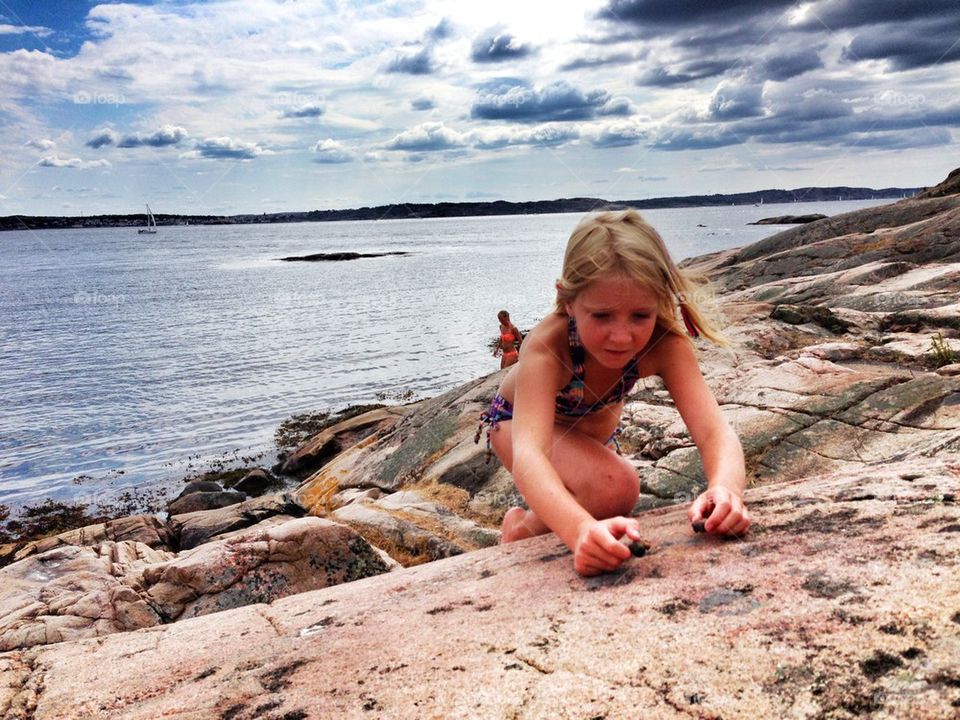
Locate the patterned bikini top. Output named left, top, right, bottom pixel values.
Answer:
left=554, top=316, right=641, bottom=417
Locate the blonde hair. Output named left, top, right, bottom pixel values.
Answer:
left=554, top=209, right=727, bottom=345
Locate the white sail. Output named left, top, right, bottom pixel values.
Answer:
left=138, top=204, right=158, bottom=234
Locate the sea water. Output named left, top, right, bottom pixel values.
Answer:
left=0, top=199, right=890, bottom=509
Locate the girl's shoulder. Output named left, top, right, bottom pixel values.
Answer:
left=522, top=313, right=569, bottom=358
left=638, top=324, right=693, bottom=377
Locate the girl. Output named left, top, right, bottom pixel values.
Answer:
left=479, top=209, right=751, bottom=576
left=492, top=310, right=523, bottom=369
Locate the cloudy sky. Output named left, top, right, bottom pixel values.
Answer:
left=1, top=0, right=958, bottom=216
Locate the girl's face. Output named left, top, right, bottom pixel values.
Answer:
left=566, top=275, right=659, bottom=368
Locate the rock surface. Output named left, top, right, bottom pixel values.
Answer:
left=0, top=515, right=170, bottom=569
left=2, top=458, right=957, bottom=718
left=0, top=516, right=392, bottom=652
left=140, top=516, right=392, bottom=622
left=278, top=406, right=408, bottom=477
left=169, top=493, right=307, bottom=550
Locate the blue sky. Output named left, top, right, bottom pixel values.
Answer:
left=1, top=0, right=959, bottom=215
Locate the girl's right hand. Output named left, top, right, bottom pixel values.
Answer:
left=572, top=517, right=642, bottom=576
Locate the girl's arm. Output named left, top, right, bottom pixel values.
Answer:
left=656, top=333, right=751, bottom=536
left=511, top=329, right=638, bottom=572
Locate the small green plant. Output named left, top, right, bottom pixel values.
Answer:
left=930, top=332, right=958, bottom=368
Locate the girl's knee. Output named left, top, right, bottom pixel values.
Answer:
left=594, top=456, right=639, bottom=517
left=613, top=459, right=640, bottom=512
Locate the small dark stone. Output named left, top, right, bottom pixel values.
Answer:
left=628, top=541, right=647, bottom=557
left=167, top=490, right=246, bottom=516
left=177, top=480, right=223, bottom=498
left=692, top=522, right=706, bottom=533
left=232, top=468, right=281, bottom=497
left=860, top=650, right=904, bottom=679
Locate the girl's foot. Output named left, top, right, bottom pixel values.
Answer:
left=500, top=507, right=546, bottom=543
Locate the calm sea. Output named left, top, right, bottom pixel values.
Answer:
left=0, top=200, right=890, bottom=510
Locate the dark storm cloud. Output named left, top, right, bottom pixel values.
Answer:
left=637, top=59, right=733, bottom=87
left=471, top=80, right=614, bottom=123
left=843, top=20, right=960, bottom=71
left=794, top=0, right=957, bottom=32
left=761, top=48, right=824, bottom=81
left=707, top=96, right=960, bottom=148
left=471, top=27, right=534, bottom=63
left=385, top=47, right=434, bottom=75
left=597, top=0, right=792, bottom=28
left=708, top=82, right=764, bottom=120
left=596, top=0, right=960, bottom=88
left=559, top=51, right=637, bottom=72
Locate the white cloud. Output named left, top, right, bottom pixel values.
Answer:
left=385, top=122, right=467, bottom=152
left=37, top=155, right=111, bottom=170
left=313, top=139, right=354, bottom=163
left=0, top=24, right=52, bottom=36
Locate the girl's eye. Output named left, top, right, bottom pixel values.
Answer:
left=632, top=313, right=651, bottom=321
left=591, top=312, right=610, bottom=320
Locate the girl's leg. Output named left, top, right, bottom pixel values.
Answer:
left=490, top=420, right=639, bottom=543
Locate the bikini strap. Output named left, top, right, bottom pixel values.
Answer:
left=566, top=316, right=586, bottom=405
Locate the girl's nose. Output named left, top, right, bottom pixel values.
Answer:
left=609, top=324, right=631, bottom=343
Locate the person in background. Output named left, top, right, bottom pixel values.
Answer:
left=476, top=209, right=750, bottom=576
left=492, top=310, right=523, bottom=369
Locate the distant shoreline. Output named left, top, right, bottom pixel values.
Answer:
left=0, top=185, right=920, bottom=232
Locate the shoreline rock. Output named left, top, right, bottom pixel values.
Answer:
left=749, top=213, right=828, bottom=224
left=277, top=251, right=410, bottom=262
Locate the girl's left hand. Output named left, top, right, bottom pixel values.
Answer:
left=689, top=485, right=751, bottom=536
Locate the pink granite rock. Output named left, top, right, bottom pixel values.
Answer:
left=2, top=458, right=957, bottom=718
left=141, top=516, right=392, bottom=620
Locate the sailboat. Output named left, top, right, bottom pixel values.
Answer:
left=138, top=204, right=158, bottom=234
